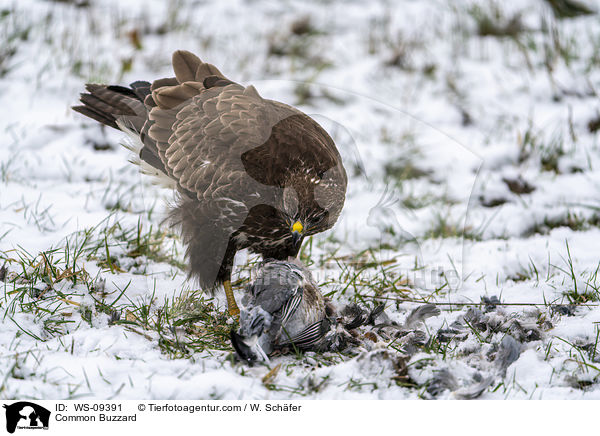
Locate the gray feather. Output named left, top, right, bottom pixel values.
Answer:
left=453, top=376, right=494, bottom=400
left=404, top=304, right=440, bottom=329
left=495, top=335, right=521, bottom=374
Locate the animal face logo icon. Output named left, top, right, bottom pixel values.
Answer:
left=3, top=402, right=50, bottom=433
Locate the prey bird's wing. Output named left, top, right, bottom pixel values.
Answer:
left=279, top=319, right=328, bottom=349
left=280, top=289, right=303, bottom=326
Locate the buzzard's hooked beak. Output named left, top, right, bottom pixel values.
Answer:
left=291, top=221, right=304, bottom=246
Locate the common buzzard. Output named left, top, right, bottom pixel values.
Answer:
left=73, top=51, right=347, bottom=316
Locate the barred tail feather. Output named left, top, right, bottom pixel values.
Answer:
left=73, top=81, right=176, bottom=189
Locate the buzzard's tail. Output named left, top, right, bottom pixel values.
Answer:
left=73, top=82, right=175, bottom=188
left=72, top=81, right=150, bottom=132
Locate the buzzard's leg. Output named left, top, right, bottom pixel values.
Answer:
left=224, top=280, right=240, bottom=317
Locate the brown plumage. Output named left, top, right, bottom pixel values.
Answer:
left=73, top=50, right=347, bottom=315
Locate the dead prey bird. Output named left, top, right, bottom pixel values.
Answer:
left=230, top=259, right=332, bottom=362
left=230, top=259, right=385, bottom=363
left=73, top=50, right=347, bottom=316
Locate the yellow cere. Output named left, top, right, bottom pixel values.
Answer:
left=292, top=221, right=304, bottom=233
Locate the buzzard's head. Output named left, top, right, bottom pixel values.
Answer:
left=281, top=163, right=345, bottom=249
left=239, top=112, right=347, bottom=254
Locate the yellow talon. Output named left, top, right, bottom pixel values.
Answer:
left=224, top=280, right=240, bottom=318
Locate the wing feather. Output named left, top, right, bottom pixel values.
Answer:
left=172, top=50, right=202, bottom=83
left=149, top=78, right=297, bottom=207
left=280, top=290, right=303, bottom=326
left=280, top=320, right=326, bottom=348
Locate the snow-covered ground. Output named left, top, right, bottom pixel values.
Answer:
left=1, top=0, right=600, bottom=399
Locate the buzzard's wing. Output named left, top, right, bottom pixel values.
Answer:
left=145, top=51, right=299, bottom=287
left=147, top=52, right=298, bottom=210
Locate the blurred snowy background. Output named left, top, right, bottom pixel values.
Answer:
left=1, top=0, right=600, bottom=399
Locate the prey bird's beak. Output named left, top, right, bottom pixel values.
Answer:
left=291, top=221, right=304, bottom=246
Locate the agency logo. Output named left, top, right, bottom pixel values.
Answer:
left=3, top=402, right=50, bottom=433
